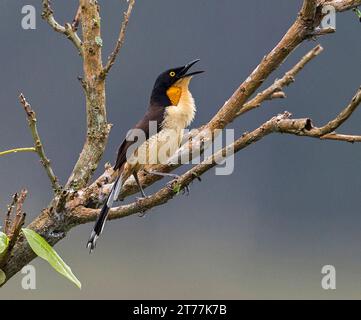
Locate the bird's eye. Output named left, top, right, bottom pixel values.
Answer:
left=169, top=71, right=176, bottom=77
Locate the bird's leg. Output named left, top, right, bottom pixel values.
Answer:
left=144, top=170, right=190, bottom=195
left=133, top=172, right=147, bottom=199
left=133, top=173, right=149, bottom=217
left=144, top=169, right=180, bottom=179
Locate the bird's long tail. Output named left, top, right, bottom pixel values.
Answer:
left=87, top=175, right=123, bottom=252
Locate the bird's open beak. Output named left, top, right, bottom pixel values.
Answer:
left=178, top=59, right=204, bottom=78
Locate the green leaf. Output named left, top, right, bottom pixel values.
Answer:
left=0, top=269, right=5, bottom=285
left=22, top=228, right=81, bottom=289
left=354, top=8, right=361, bottom=18
left=0, top=232, right=9, bottom=254
left=353, top=8, right=361, bottom=22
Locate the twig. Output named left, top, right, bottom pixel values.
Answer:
left=0, top=190, right=27, bottom=268
left=101, top=0, right=135, bottom=78
left=4, top=194, right=18, bottom=235
left=11, top=190, right=27, bottom=241
left=41, top=0, right=83, bottom=56
left=320, top=133, right=361, bottom=142
left=19, top=94, right=62, bottom=194
left=325, top=0, right=361, bottom=12
left=265, top=87, right=361, bottom=140
left=238, top=45, right=324, bottom=116
left=203, top=0, right=320, bottom=133
left=0, top=147, right=36, bottom=157
left=71, top=5, right=82, bottom=31
left=308, top=27, right=336, bottom=38
left=312, top=86, right=361, bottom=135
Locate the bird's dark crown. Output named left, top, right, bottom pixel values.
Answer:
left=150, top=59, right=203, bottom=107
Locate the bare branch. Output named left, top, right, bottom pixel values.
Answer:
left=41, top=0, right=83, bottom=56
left=0, top=147, right=36, bottom=157
left=0, top=190, right=27, bottom=268
left=312, top=86, right=361, bottom=135
left=308, top=27, right=336, bottom=38
left=319, top=133, right=361, bottom=142
left=41, top=0, right=65, bottom=33
left=300, top=0, right=318, bottom=19
left=65, top=0, right=111, bottom=190
left=266, top=86, right=361, bottom=140
left=324, top=0, right=361, bottom=12
left=239, top=45, right=324, bottom=116
left=19, top=94, right=62, bottom=194
left=71, top=5, right=82, bottom=31
left=4, top=194, right=18, bottom=235
left=101, top=0, right=136, bottom=78
left=203, top=0, right=321, bottom=133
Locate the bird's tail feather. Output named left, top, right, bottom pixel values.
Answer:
left=87, top=176, right=122, bottom=252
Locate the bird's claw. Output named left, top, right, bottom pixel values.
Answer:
left=182, top=185, right=190, bottom=195
left=138, top=211, right=147, bottom=217
left=136, top=196, right=149, bottom=217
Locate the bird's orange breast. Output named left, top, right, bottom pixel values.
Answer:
left=166, top=86, right=182, bottom=106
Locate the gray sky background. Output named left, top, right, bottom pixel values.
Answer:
left=1, top=0, right=361, bottom=299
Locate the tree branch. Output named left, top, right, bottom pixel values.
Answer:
left=324, top=0, right=361, bottom=12
left=65, top=1, right=111, bottom=190
left=238, top=45, right=324, bottom=116
left=320, top=133, right=361, bottom=142
left=71, top=5, right=82, bottom=31
left=41, top=0, right=83, bottom=56
left=0, top=147, right=36, bottom=157
left=310, top=86, right=361, bottom=135
left=101, top=0, right=136, bottom=79
left=19, top=94, right=61, bottom=194
left=202, top=0, right=320, bottom=134
left=300, top=0, right=318, bottom=19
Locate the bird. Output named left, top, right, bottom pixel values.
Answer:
left=87, top=59, right=204, bottom=252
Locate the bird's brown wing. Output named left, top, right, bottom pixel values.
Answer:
left=114, top=106, right=165, bottom=171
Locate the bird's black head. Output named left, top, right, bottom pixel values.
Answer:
left=150, top=59, right=204, bottom=107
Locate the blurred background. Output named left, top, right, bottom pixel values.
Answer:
left=0, top=0, right=361, bottom=299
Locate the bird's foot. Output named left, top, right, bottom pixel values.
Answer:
left=138, top=211, right=147, bottom=217
left=136, top=195, right=149, bottom=201
left=167, top=178, right=190, bottom=196
left=136, top=196, right=150, bottom=217
left=192, top=172, right=202, bottom=183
